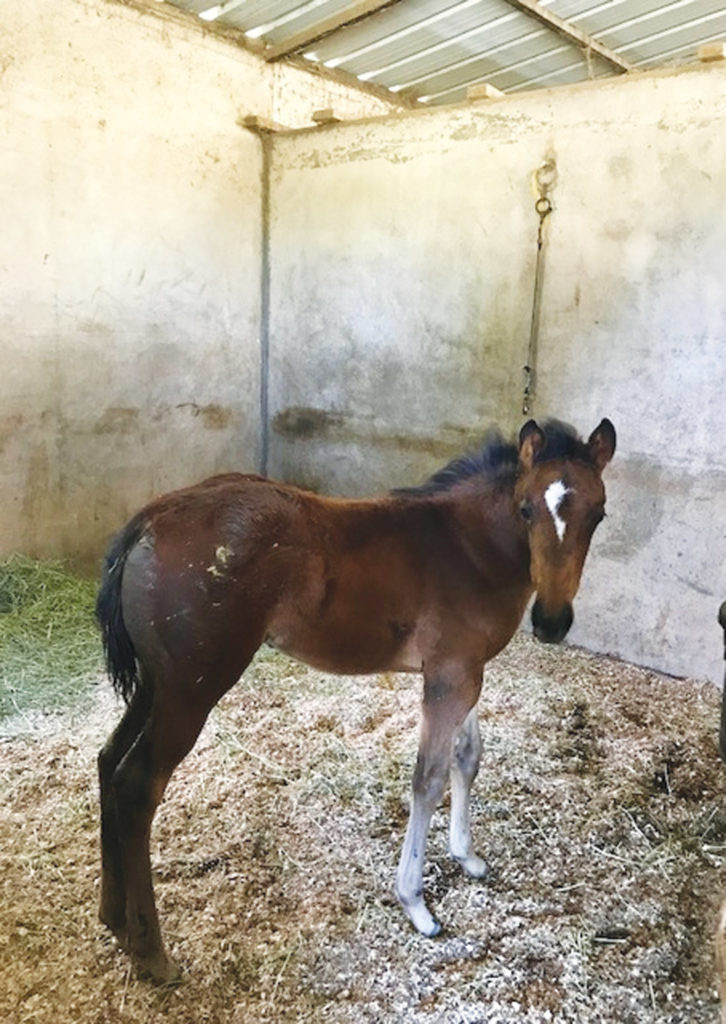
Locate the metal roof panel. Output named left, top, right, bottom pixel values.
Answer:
left=164, top=0, right=726, bottom=102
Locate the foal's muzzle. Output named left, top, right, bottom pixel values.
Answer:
left=531, top=599, right=573, bottom=644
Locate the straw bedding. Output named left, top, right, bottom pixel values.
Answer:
left=0, top=555, right=100, bottom=722
left=1, top=559, right=725, bottom=1023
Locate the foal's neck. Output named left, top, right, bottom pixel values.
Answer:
left=449, top=480, right=531, bottom=586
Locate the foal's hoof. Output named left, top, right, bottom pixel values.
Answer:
left=402, top=899, right=443, bottom=938
left=101, top=916, right=131, bottom=955
left=422, top=917, right=443, bottom=939
left=134, top=949, right=182, bottom=986
left=455, top=853, right=490, bottom=879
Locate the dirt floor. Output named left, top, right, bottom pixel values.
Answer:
left=1, top=634, right=725, bottom=1023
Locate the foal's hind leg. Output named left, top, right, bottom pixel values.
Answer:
left=112, top=687, right=216, bottom=983
left=449, top=706, right=489, bottom=878
left=98, top=682, right=153, bottom=934
left=396, top=666, right=482, bottom=937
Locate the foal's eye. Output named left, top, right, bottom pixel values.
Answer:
left=520, top=501, right=534, bottom=523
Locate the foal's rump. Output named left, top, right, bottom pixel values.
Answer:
left=96, top=474, right=286, bottom=695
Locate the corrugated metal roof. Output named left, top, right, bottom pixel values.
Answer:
left=162, top=0, right=726, bottom=106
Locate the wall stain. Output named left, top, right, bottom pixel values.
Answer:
left=272, top=406, right=477, bottom=458
left=175, top=402, right=234, bottom=429
left=596, top=456, right=726, bottom=565
left=0, top=413, right=24, bottom=453
left=94, top=404, right=235, bottom=436
left=450, top=124, right=478, bottom=141
left=273, top=406, right=344, bottom=439
left=95, top=407, right=139, bottom=435
left=200, top=404, right=233, bottom=430
left=597, top=456, right=665, bottom=561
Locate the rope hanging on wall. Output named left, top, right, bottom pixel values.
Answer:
left=522, top=156, right=557, bottom=416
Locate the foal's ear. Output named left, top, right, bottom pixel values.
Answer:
left=518, top=419, right=545, bottom=471
left=588, top=418, right=616, bottom=471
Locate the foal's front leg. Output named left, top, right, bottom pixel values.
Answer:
left=449, top=706, right=489, bottom=878
left=396, top=667, right=482, bottom=936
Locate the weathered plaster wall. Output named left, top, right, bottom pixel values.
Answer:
left=268, top=65, right=726, bottom=683
left=3, top=0, right=724, bottom=681
left=0, top=0, right=392, bottom=567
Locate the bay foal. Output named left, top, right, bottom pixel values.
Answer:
left=96, top=417, right=615, bottom=981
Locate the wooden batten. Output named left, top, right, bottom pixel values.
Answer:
left=466, top=83, right=505, bottom=101
left=699, top=41, right=726, bottom=62
left=312, top=108, right=342, bottom=125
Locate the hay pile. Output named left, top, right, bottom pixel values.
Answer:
left=0, top=555, right=101, bottom=725
left=1, top=619, right=725, bottom=1023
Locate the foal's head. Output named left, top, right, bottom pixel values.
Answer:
left=513, top=418, right=616, bottom=644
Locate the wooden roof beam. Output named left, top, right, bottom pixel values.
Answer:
left=264, top=0, right=402, bottom=62
left=502, top=0, right=635, bottom=75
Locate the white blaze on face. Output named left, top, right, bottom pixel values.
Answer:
left=544, top=480, right=572, bottom=542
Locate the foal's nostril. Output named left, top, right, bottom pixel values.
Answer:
left=531, top=600, right=573, bottom=644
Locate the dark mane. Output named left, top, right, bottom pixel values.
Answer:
left=391, top=430, right=518, bottom=497
left=391, top=419, right=592, bottom=498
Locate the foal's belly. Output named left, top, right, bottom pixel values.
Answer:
left=388, top=635, right=425, bottom=673
left=265, top=614, right=424, bottom=676
left=263, top=552, right=428, bottom=675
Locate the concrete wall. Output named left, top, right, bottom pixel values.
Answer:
left=268, top=65, right=726, bottom=683
left=3, top=0, right=724, bottom=682
left=0, top=0, right=392, bottom=567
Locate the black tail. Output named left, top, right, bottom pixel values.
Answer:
left=719, top=602, right=726, bottom=763
left=96, top=512, right=147, bottom=704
